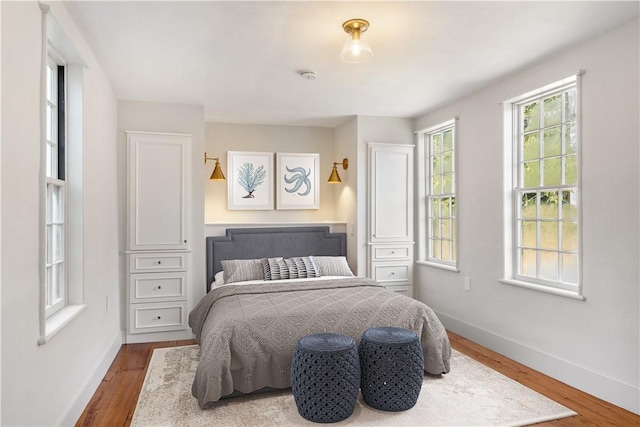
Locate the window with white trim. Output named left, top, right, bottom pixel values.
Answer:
left=423, top=120, right=457, bottom=267
left=39, top=6, right=87, bottom=344
left=45, top=56, right=67, bottom=317
left=506, top=75, right=581, bottom=294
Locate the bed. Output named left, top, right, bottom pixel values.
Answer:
left=189, top=226, right=451, bottom=409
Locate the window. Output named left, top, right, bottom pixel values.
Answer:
left=419, top=119, right=457, bottom=269
left=45, top=56, right=66, bottom=317
left=39, top=8, right=86, bottom=344
left=504, top=75, right=582, bottom=297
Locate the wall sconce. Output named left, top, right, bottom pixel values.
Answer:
left=340, top=19, right=373, bottom=63
left=328, top=158, right=349, bottom=183
left=204, top=152, right=226, bottom=181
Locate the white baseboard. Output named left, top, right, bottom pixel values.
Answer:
left=438, top=311, right=640, bottom=415
left=58, top=329, right=123, bottom=426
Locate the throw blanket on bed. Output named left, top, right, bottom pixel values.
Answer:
left=188, top=277, right=451, bottom=409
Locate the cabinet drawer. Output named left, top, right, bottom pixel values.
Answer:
left=129, top=302, right=187, bottom=334
left=128, top=252, right=187, bottom=273
left=372, top=263, right=410, bottom=283
left=130, top=272, right=187, bottom=303
left=372, top=245, right=411, bottom=261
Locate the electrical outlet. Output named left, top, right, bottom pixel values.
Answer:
left=464, top=277, right=471, bottom=292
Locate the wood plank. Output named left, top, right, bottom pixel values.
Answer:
left=76, top=334, right=639, bottom=426
left=448, top=333, right=639, bottom=426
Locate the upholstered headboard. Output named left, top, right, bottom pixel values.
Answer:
left=206, top=226, right=347, bottom=291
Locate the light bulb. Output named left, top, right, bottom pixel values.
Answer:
left=351, top=41, right=361, bottom=56
left=340, top=37, right=373, bottom=63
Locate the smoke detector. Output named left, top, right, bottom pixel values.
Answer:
left=299, top=70, right=318, bottom=80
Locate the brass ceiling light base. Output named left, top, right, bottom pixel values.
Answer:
left=342, top=19, right=369, bottom=36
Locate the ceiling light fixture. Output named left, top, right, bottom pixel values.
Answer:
left=340, top=19, right=373, bottom=63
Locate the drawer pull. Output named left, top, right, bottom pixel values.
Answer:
left=390, top=251, right=395, bottom=255
left=184, top=240, right=187, bottom=243
left=157, top=261, right=162, bottom=265
left=156, top=285, right=162, bottom=290
left=389, top=272, right=395, bottom=276
left=155, top=316, right=162, bottom=320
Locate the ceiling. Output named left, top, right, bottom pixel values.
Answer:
left=64, top=1, right=639, bottom=127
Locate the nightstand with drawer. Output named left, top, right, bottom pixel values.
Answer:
left=369, top=244, right=414, bottom=297
left=127, top=252, right=188, bottom=336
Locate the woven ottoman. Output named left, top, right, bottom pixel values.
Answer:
left=359, top=327, right=424, bottom=411
left=291, top=333, right=360, bottom=423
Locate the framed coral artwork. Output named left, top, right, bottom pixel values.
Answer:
left=228, top=151, right=274, bottom=210
left=276, top=152, right=320, bottom=210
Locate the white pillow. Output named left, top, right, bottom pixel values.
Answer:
left=310, top=256, right=354, bottom=277
left=212, top=271, right=225, bottom=287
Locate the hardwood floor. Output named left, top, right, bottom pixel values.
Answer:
left=75, top=332, right=639, bottom=426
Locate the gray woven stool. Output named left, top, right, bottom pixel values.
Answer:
left=291, top=333, right=360, bottom=423
left=359, top=327, right=424, bottom=412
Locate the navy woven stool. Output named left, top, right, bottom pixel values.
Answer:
left=291, top=333, right=360, bottom=423
left=359, top=327, right=424, bottom=412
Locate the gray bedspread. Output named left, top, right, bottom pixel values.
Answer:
left=188, top=277, right=451, bottom=409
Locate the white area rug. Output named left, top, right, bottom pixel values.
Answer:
left=131, top=345, right=576, bottom=426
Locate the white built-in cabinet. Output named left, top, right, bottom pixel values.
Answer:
left=126, top=131, right=191, bottom=343
left=367, top=143, right=415, bottom=297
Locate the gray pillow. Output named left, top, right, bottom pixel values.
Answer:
left=311, top=256, right=354, bottom=277
left=221, top=258, right=268, bottom=284
left=286, top=256, right=320, bottom=279
left=262, top=256, right=319, bottom=280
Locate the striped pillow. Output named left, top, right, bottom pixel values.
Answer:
left=262, top=257, right=290, bottom=280
left=262, top=256, right=319, bottom=280
left=310, top=256, right=354, bottom=277
left=286, top=256, right=320, bottom=279
left=221, top=258, right=268, bottom=284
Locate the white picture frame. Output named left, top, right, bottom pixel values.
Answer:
left=276, top=152, right=320, bottom=210
left=228, top=151, right=274, bottom=210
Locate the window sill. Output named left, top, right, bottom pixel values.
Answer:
left=499, top=279, right=586, bottom=301
left=38, top=304, right=87, bottom=345
left=416, top=260, right=460, bottom=273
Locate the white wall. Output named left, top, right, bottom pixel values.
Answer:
left=1, top=2, right=121, bottom=425
left=334, top=118, right=358, bottom=272
left=414, top=20, right=639, bottom=413
left=118, top=101, right=207, bottom=318
left=0, top=1, right=4, bottom=422
left=204, top=122, right=338, bottom=225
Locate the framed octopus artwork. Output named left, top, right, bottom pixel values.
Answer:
left=276, top=152, right=320, bottom=210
